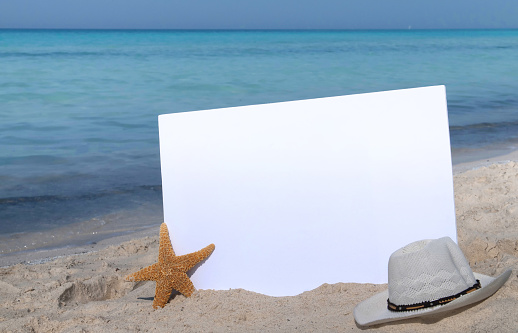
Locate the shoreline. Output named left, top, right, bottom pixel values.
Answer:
left=452, top=148, right=518, bottom=174
left=2, top=149, right=518, bottom=268
left=0, top=225, right=160, bottom=268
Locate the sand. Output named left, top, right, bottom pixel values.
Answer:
left=1, top=161, right=518, bottom=332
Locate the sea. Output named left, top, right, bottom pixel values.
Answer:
left=1, top=29, right=518, bottom=258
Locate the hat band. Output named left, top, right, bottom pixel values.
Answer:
left=387, top=280, right=481, bottom=312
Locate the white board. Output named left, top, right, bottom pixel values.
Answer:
left=158, top=86, right=456, bottom=296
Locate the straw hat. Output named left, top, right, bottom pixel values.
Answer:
left=354, top=237, right=511, bottom=326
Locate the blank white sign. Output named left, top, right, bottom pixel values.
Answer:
left=158, top=86, right=456, bottom=296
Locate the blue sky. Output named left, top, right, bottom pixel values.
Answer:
left=1, top=0, right=517, bottom=29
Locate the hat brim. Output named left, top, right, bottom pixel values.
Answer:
left=354, top=269, right=512, bottom=327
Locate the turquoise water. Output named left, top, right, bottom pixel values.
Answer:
left=1, top=29, right=518, bottom=255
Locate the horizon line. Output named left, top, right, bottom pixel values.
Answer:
left=1, top=27, right=518, bottom=32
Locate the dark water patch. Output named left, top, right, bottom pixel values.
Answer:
left=92, top=120, right=153, bottom=130
left=0, top=82, right=30, bottom=88
left=0, top=135, right=59, bottom=145
left=448, top=95, right=518, bottom=113
left=1, top=155, right=69, bottom=166
left=0, top=51, right=138, bottom=58
left=450, top=120, right=518, bottom=148
left=0, top=185, right=163, bottom=236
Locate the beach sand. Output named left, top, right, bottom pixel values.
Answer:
left=1, top=160, right=517, bottom=332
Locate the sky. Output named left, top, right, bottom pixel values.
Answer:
left=0, top=0, right=517, bottom=30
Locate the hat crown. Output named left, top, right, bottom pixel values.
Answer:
left=388, top=237, right=477, bottom=306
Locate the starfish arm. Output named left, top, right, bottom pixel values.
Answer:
left=158, top=223, right=176, bottom=265
left=170, top=272, right=196, bottom=298
left=176, top=243, right=215, bottom=272
left=125, top=223, right=215, bottom=309
left=152, top=278, right=175, bottom=309
left=125, top=263, right=161, bottom=282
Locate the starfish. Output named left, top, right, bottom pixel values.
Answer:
left=125, top=223, right=215, bottom=309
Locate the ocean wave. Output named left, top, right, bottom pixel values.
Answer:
left=450, top=120, right=518, bottom=131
